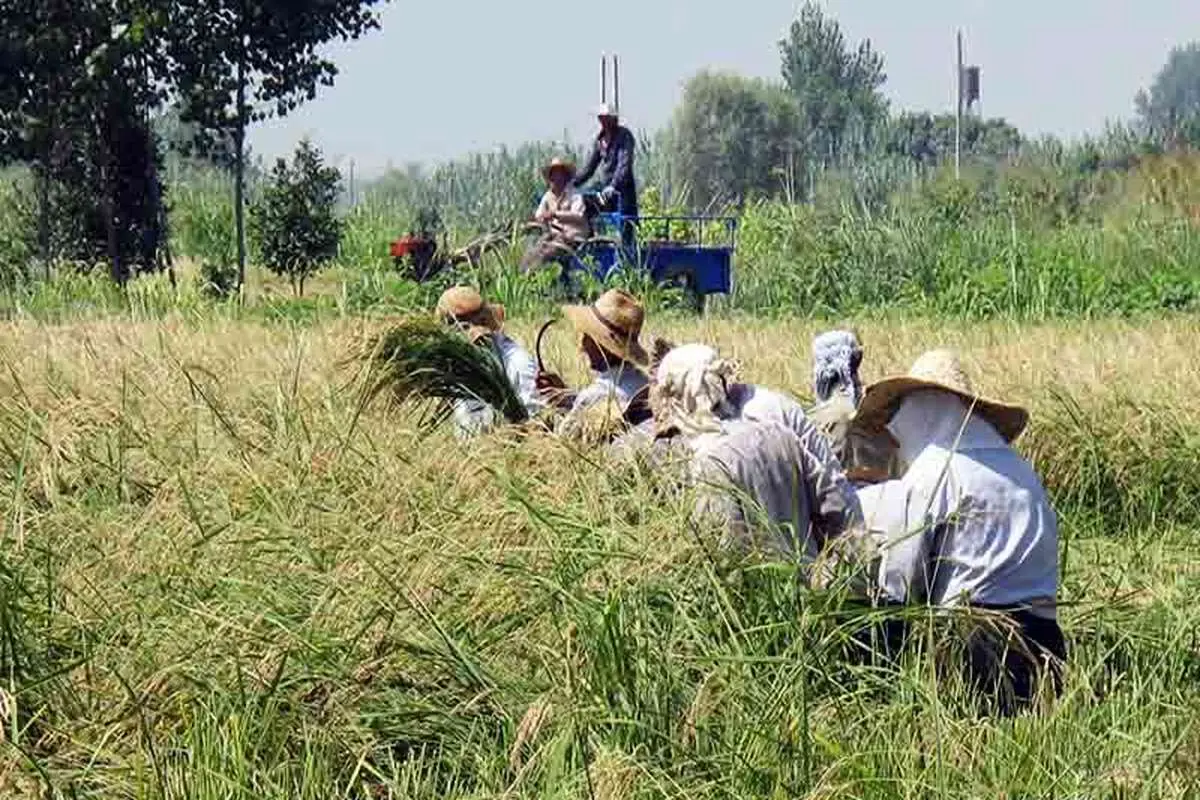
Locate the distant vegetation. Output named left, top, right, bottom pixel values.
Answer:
left=2, top=2, right=1199, bottom=320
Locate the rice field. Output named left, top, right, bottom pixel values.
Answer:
left=0, top=309, right=1197, bottom=798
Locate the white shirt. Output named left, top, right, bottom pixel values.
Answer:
left=452, top=333, right=543, bottom=437
left=535, top=187, right=589, bottom=241
left=570, top=364, right=649, bottom=414
left=730, top=384, right=811, bottom=438
left=859, top=390, right=1059, bottom=618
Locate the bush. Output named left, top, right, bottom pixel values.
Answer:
left=251, top=139, right=342, bottom=296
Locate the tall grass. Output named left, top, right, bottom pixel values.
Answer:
left=0, top=315, right=1196, bottom=797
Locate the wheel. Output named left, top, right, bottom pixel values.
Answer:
left=662, top=269, right=705, bottom=314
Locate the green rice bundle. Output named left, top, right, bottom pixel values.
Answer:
left=349, top=316, right=529, bottom=430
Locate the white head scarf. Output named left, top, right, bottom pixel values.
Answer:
left=651, top=343, right=739, bottom=436
left=886, top=388, right=1011, bottom=466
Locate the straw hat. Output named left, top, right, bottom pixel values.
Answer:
left=542, top=157, right=576, bottom=181
left=563, top=289, right=648, bottom=366
left=855, top=349, right=1029, bottom=443
left=435, top=286, right=504, bottom=343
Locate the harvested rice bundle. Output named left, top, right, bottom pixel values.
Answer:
left=349, top=316, right=530, bottom=430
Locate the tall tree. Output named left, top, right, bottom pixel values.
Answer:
left=0, top=1, right=170, bottom=281
left=164, top=0, right=384, bottom=294
left=665, top=71, right=803, bottom=209
left=1136, top=42, right=1200, bottom=148
left=778, top=2, right=888, bottom=165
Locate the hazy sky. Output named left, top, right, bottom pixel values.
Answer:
left=248, top=0, right=1198, bottom=179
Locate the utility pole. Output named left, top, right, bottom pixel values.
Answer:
left=955, top=29, right=963, bottom=180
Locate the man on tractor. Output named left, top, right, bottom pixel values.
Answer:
left=521, top=157, right=590, bottom=273
left=574, top=102, right=638, bottom=249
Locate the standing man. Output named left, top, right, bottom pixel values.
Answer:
left=574, top=103, right=638, bottom=249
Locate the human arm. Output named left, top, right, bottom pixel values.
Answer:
left=505, top=344, right=543, bottom=418
left=533, top=193, right=552, bottom=224
left=573, top=141, right=601, bottom=188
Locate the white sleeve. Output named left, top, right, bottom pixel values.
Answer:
left=506, top=345, right=542, bottom=417
left=869, top=467, right=950, bottom=604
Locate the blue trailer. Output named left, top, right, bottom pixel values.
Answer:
left=557, top=195, right=738, bottom=310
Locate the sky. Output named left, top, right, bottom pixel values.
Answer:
left=248, top=0, right=1199, bottom=180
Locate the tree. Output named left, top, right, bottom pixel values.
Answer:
left=665, top=71, right=803, bottom=209
left=884, top=112, right=1022, bottom=167
left=779, top=2, right=888, bottom=165
left=0, top=1, right=170, bottom=281
left=251, top=139, right=342, bottom=296
left=1136, top=42, right=1200, bottom=148
left=164, top=0, right=384, bottom=294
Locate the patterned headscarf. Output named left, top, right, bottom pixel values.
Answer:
left=650, top=343, right=740, bottom=437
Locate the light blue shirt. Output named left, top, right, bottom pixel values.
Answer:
left=453, top=333, right=542, bottom=437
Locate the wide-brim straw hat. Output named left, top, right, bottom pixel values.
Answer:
left=542, top=157, right=576, bottom=181
left=855, top=349, right=1029, bottom=443
left=563, top=289, right=649, bottom=366
left=435, top=286, right=505, bottom=344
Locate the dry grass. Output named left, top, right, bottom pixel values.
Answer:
left=0, top=313, right=1197, bottom=798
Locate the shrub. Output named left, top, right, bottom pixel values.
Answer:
left=251, top=138, right=342, bottom=296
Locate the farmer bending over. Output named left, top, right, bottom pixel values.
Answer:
left=436, top=286, right=542, bottom=437
left=522, top=157, right=590, bottom=274
left=536, top=288, right=650, bottom=439
left=647, top=343, right=869, bottom=581
left=854, top=349, right=1066, bottom=715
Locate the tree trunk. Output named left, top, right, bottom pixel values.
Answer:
left=234, top=49, right=247, bottom=301
left=98, top=114, right=124, bottom=286
left=35, top=160, right=50, bottom=281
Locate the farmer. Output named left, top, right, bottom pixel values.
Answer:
left=574, top=103, right=638, bottom=250
left=808, top=329, right=902, bottom=486
left=536, top=288, right=650, bottom=438
left=521, top=157, right=590, bottom=273
left=646, top=343, right=868, bottom=578
left=853, top=349, right=1065, bottom=715
left=614, top=341, right=822, bottom=457
left=436, top=286, right=542, bottom=437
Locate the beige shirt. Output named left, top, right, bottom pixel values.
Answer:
left=687, top=418, right=864, bottom=570
left=536, top=187, right=589, bottom=241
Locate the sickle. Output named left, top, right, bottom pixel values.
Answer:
left=534, top=318, right=557, bottom=373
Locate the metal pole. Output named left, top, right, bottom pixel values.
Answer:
left=601, top=52, right=607, bottom=104
left=955, top=30, right=963, bottom=180
left=614, top=53, right=624, bottom=115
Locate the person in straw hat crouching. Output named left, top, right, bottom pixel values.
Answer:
left=852, top=349, right=1066, bottom=715
left=536, top=288, right=651, bottom=441
left=436, top=286, right=543, bottom=438
left=521, top=157, right=590, bottom=274
left=642, top=342, right=872, bottom=584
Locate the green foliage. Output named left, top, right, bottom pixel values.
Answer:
left=885, top=112, right=1023, bottom=167
left=1136, top=41, right=1200, bottom=147
left=251, top=139, right=343, bottom=296
left=664, top=71, right=803, bottom=208
left=779, top=1, right=888, bottom=164
left=349, top=316, right=529, bottom=429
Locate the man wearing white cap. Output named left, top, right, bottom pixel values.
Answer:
left=574, top=102, right=638, bottom=248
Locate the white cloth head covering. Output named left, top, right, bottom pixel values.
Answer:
left=651, top=343, right=739, bottom=436
left=886, top=388, right=1010, bottom=466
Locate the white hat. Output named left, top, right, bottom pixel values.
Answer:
left=594, top=102, right=618, bottom=119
